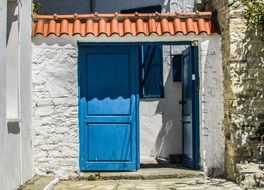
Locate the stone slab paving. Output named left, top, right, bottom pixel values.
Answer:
left=18, top=176, right=52, bottom=190
left=54, top=178, right=242, bottom=190
left=80, top=167, right=203, bottom=180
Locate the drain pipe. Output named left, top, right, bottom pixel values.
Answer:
left=43, top=178, right=59, bottom=190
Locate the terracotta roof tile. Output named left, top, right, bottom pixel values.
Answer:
left=32, top=12, right=216, bottom=37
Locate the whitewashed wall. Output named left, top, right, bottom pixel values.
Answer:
left=0, top=0, right=33, bottom=190
left=31, top=43, right=181, bottom=178
left=199, top=37, right=225, bottom=176
left=32, top=45, right=79, bottom=178
left=141, top=45, right=184, bottom=158
left=0, top=0, right=8, bottom=186
left=31, top=0, right=224, bottom=179
left=32, top=34, right=224, bottom=178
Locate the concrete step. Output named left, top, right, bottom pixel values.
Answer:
left=80, top=167, right=204, bottom=180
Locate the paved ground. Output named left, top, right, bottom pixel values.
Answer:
left=80, top=167, right=203, bottom=180
left=54, top=178, right=242, bottom=190
left=18, top=176, right=52, bottom=190
left=19, top=161, right=242, bottom=190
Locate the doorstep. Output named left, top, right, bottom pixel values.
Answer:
left=80, top=156, right=203, bottom=180
left=80, top=167, right=204, bottom=180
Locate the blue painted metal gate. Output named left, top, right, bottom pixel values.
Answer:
left=78, top=45, right=139, bottom=171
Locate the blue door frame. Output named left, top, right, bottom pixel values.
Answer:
left=181, top=46, right=200, bottom=169
left=77, top=41, right=200, bottom=171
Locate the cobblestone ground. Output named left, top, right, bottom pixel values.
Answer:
left=54, top=178, right=242, bottom=190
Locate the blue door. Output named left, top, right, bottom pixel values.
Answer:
left=182, top=46, right=200, bottom=169
left=78, top=45, right=139, bottom=171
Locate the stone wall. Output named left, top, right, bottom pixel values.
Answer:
left=208, top=0, right=264, bottom=186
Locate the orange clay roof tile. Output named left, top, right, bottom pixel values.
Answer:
left=32, top=12, right=215, bottom=37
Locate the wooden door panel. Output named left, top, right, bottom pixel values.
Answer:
left=78, top=45, right=139, bottom=171
left=87, top=124, right=132, bottom=161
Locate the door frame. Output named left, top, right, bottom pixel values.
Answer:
left=181, top=45, right=200, bottom=169
left=77, top=41, right=200, bottom=170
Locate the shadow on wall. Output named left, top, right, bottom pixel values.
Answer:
left=140, top=45, right=187, bottom=159
left=155, top=67, right=182, bottom=158
left=6, top=1, right=17, bottom=45
left=154, top=67, right=182, bottom=158
left=152, top=45, right=189, bottom=159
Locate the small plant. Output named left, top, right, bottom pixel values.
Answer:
left=193, top=1, right=209, bottom=12
left=86, top=174, right=97, bottom=181
left=193, top=2, right=204, bottom=12
left=241, top=0, right=264, bottom=30
left=32, top=1, right=42, bottom=15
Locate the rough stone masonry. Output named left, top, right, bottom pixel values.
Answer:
left=209, top=0, right=264, bottom=187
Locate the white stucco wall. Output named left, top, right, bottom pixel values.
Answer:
left=32, top=34, right=224, bottom=178
left=0, top=0, right=33, bottom=189
left=141, top=45, right=192, bottom=157
left=0, top=0, right=8, bottom=187
left=32, top=45, right=79, bottom=178
left=31, top=42, right=182, bottom=178
left=6, top=0, right=19, bottom=119
left=141, top=45, right=183, bottom=158
left=31, top=0, right=223, bottom=179
left=19, top=0, right=34, bottom=184
left=199, top=36, right=225, bottom=176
